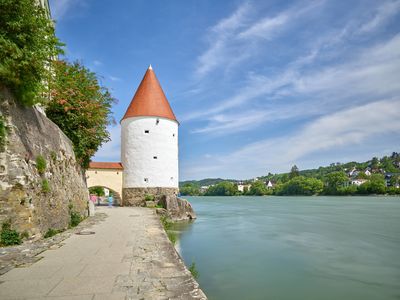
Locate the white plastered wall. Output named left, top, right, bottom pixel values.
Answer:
left=121, top=116, right=179, bottom=188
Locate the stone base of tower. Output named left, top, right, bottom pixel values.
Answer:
left=122, top=187, right=179, bottom=206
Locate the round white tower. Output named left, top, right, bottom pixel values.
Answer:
left=121, top=65, right=179, bottom=206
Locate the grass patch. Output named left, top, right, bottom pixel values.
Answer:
left=36, top=155, right=46, bottom=175
left=189, top=262, right=199, bottom=279
left=144, top=194, right=155, bottom=201
left=41, top=179, right=50, bottom=193
left=44, top=228, right=64, bottom=238
left=167, top=231, right=177, bottom=245
left=160, top=216, right=178, bottom=244
left=50, top=151, right=57, bottom=162
left=0, top=115, right=6, bottom=152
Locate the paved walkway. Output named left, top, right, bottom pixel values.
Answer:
left=0, top=207, right=206, bottom=300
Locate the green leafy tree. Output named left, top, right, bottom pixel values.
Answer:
left=370, top=157, right=380, bottom=170
left=46, top=61, right=115, bottom=168
left=248, top=180, right=268, bottom=196
left=89, top=186, right=105, bottom=196
left=205, top=181, right=237, bottom=196
left=0, top=0, right=63, bottom=105
left=324, top=171, right=348, bottom=194
left=289, top=165, right=300, bottom=179
left=276, top=176, right=324, bottom=195
left=356, top=172, right=369, bottom=179
left=380, top=156, right=398, bottom=173
left=358, top=174, right=386, bottom=194
left=180, top=183, right=200, bottom=196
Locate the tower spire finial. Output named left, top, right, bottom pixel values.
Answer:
left=148, top=64, right=152, bottom=70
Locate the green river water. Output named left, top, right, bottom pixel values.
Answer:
left=171, top=196, right=400, bottom=300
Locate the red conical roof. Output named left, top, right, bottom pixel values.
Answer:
left=121, top=66, right=177, bottom=122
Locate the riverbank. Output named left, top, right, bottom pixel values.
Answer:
left=0, top=207, right=207, bottom=299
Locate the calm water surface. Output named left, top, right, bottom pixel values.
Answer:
left=172, top=196, right=400, bottom=300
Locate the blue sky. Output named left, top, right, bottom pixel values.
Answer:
left=49, top=0, right=400, bottom=180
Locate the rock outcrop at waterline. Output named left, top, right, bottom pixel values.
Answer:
left=147, top=195, right=196, bottom=221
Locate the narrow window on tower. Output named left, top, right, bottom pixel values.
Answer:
left=172, top=133, right=175, bottom=137
left=170, top=177, right=174, bottom=181
left=144, top=178, right=149, bottom=183
left=144, top=130, right=149, bottom=134
left=153, top=156, right=157, bottom=159
left=156, top=118, right=160, bottom=125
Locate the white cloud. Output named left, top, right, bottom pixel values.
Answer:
left=182, top=99, right=400, bottom=179
left=195, top=2, right=251, bottom=77
left=238, top=12, right=289, bottom=40
left=50, top=0, right=88, bottom=21
left=195, top=0, right=326, bottom=78
left=359, top=0, right=400, bottom=33
left=109, top=76, right=122, bottom=82
left=93, top=60, right=103, bottom=66
left=187, top=33, right=400, bottom=135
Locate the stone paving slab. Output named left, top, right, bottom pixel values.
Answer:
left=0, top=207, right=207, bottom=299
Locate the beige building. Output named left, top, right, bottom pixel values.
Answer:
left=86, top=162, right=123, bottom=203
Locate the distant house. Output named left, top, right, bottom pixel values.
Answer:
left=348, top=167, right=359, bottom=177
left=266, top=180, right=275, bottom=189
left=351, top=179, right=368, bottom=186
left=199, top=186, right=210, bottom=193
left=237, top=184, right=251, bottom=192
left=364, top=169, right=372, bottom=176
left=384, top=173, right=400, bottom=187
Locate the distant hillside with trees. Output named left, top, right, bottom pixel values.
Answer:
left=180, top=152, right=400, bottom=196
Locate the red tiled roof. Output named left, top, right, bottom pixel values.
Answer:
left=121, top=66, right=177, bottom=122
left=88, top=162, right=123, bottom=170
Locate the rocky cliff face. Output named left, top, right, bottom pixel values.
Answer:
left=0, top=87, right=88, bottom=238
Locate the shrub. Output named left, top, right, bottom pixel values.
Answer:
left=41, top=179, right=50, bottom=193
left=69, top=211, right=82, bottom=228
left=46, top=61, right=115, bottom=168
left=44, top=228, right=63, bottom=238
left=36, top=155, right=46, bottom=175
left=189, top=262, right=199, bottom=279
left=0, top=115, right=6, bottom=152
left=0, top=0, right=63, bottom=105
left=144, top=194, right=155, bottom=201
left=0, top=220, right=21, bottom=246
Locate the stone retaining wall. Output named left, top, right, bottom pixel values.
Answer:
left=122, top=187, right=178, bottom=206
left=0, top=87, right=89, bottom=238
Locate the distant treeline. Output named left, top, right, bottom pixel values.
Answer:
left=180, top=152, right=400, bottom=196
